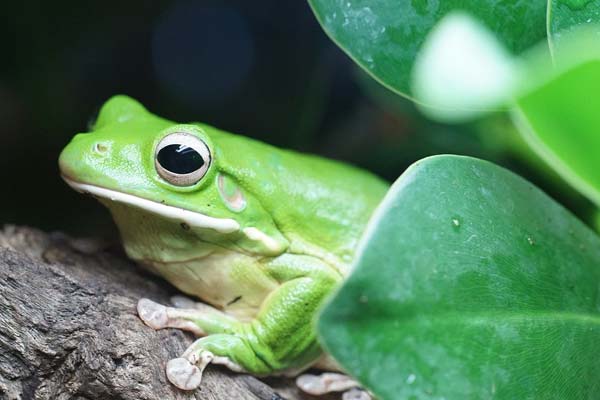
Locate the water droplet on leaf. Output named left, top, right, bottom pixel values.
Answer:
left=451, top=216, right=461, bottom=232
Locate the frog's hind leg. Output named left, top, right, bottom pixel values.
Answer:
left=137, top=298, right=237, bottom=336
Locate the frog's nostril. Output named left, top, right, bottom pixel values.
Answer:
left=94, top=142, right=110, bottom=154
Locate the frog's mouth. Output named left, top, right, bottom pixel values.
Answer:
left=62, top=177, right=240, bottom=234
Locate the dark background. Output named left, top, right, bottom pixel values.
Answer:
left=0, top=0, right=593, bottom=237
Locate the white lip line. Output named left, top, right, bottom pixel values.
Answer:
left=62, top=177, right=240, bottom=234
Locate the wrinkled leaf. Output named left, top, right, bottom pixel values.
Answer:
left=318, top=155, right=600, bottom=400
left=307, top=0, right=547, bottom=98
left=514, top=58, right=600, bottom=207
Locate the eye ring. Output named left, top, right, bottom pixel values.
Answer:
left=155, top=132, right=211, bottom=187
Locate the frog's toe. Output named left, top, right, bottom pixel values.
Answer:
left=296, top=372, right=360, bottom=395
left=137, top=298, right=168, bottom=330
left=166, top=357, right=203, bottom=390
left=296, top=374, right=328, bottom=394
left=342, top=388, right=372, bottom=400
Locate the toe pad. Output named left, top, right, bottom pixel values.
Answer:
left=166, top=357, right=203, bottom=390
left=137, top=298, right=168, bottom=330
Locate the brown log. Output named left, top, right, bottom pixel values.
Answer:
left=0, top=226, right=324, bottom=400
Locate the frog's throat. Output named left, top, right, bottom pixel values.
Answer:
left=62, top=177, right=240, bottom=234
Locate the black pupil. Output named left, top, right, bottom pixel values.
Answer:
left=157, top=144, right=204, bottom=174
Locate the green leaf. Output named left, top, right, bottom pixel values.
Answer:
left=514, top=58, right=600, bottom=207
left=318, top=155, right=600, bottom=400
left=307, top=0, right=547, bottom=99
left=548, top=0, right=600, bottom=53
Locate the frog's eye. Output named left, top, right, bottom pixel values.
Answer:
left=155, top=133, right=211, bottom=186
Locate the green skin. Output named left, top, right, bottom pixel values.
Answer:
left=59, top=95, right=388, bottom=386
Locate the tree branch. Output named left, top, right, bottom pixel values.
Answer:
left=0, top=226, right=318, bottom=400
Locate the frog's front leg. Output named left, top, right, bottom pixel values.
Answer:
left=138, top=297, right=250, bottom=388
left=137, top=298, right=237, bottom=336
left=145, top=254, right=341, bottom=390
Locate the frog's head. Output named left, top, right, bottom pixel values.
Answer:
left=59, top=95, right=288, bottom=263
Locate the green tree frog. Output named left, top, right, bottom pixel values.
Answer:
left=58, top=96, right=388, bottom=394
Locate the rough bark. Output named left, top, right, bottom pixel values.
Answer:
left=0, top=226, right=322, bottom=400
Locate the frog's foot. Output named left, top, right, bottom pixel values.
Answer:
left=137, top=298, right=204, bottom=335
left=342, top=388, right=372, bottom=400
left=137, top=298, right=169, bottom=330
left=296, top=373, right=371, bottom=399
left=167, top=343, right=247, bottom=390
left=166, top=351, right=212, bottom=391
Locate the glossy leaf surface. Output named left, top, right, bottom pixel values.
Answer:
left=514, top=59, right=600, bottom=207
left=318, top=155, right=600, bottom=400
left=307, top=0, right=547, bottom=98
